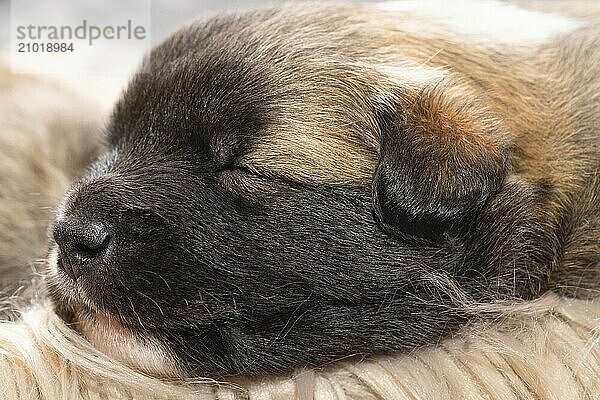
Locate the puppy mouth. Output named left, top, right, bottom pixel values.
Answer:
left=46, top=248, right=182, bottom=376
left=57, top=298, right=182, bottom=376
left=47, top=247, right=139, bottom=336
left=58, top=290, right=164, bottom=339
left=55, top=254, right=80, bottom=285
left=50, top=273, right=165, bottom=338
left=48, top=245, right=141, bottom=331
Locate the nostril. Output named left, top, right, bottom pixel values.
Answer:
left=53, top=219, right=111, bottom=281
left=74, top=228, right=111, bottom=259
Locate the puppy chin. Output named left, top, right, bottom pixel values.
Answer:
left=75, top=309, right=181, bottom=378
left=45, top=247, right=181, bottom=378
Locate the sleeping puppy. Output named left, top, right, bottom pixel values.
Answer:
left=44, top=1, right=599, bottom=377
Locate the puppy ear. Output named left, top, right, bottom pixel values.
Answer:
left=372, top=79, right=510, bottom=241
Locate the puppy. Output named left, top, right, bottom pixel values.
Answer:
left=41, top=1, right=599, bottom=378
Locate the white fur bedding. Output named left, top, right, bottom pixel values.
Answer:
left=2, top=293, right=599, bottom=399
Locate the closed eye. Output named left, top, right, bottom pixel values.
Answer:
left=216, top=164, right=303, bottom=201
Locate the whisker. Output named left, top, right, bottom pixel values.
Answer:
left=135, top=289, right=165, bottom=316
left=142, top=270, right=172, bottom=291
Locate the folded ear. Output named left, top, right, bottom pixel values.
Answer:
left=373, top=79, right=511, bottom=241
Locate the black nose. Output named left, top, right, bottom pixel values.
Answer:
left=53, top=219, right=111, bottom=281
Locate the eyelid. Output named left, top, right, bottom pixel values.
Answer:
left=217, top=166, right=266, bottom=199
left=229, top=164, right=252, bottom=173
left=217, top=164, right=257, bottom=181
left=219, top=162, right=301, bottom=190
left=225, top=163, right=260, bottom=176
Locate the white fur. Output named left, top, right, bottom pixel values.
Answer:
left=46, top=246, right=59, bottom=276
left=376, top=0, right=582, bottom=44
left=77, top=312, right=181, bottom=378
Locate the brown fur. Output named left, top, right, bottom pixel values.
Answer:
left=166, top=3, right=598, bottom=210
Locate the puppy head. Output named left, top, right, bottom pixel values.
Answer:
left=45, top=5, right=556, bottom=376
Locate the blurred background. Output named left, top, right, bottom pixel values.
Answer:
left=0, top=0, right=372, bottom=112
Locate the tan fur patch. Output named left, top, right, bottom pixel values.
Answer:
left=226, top=3, right=597, bottom=224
